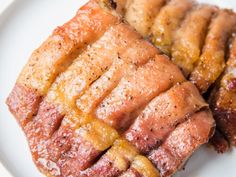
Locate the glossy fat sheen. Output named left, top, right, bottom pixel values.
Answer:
left=209, top=36, right=236, bottom=145
left=172, top=5, right=216, bottom=76
left=149, top=110, right=215, bottom=177
left=95, top=55, right=185, bottom=130
left=151, top=0, right=194, bottom=55
left=125, top=81, right=207, bottom=153
left=190, top=10, right=236, bottom=93
left=125, top=0, right=165, bottom=36
left=121, top=155, right=160, bottom=177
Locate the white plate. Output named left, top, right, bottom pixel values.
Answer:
left=0, top=0, right=235, bottom=177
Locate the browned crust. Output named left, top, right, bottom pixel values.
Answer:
left=212, top=107, right=236, bottom=146
left=208, top=36, right=236, bottom=147
left=124, top=82, right=207, bottom=154
left=210, top=129, right=230, bottom=153
left=6, top=83, right=42, bottom=127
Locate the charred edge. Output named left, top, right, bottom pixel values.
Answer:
left=212, top=107, right=236, bottom=146
left=109, top=0, right=117, bottom=9
left=210, top=129, right=230, bottom=153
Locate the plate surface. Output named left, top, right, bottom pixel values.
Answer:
left=0, top=0, right=235, bottom=177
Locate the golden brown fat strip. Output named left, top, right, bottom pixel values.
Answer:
left=6, top=0, right=120, bottom=127
left=124, top=81, right=207, bottom=154
left=120, top=155, right=160, bottom=177
left=81, top=138, right=139, bottom=177
left=148, top=110, right=215, bottom=177
left=125, top=0, right=166, bottom=36
left=209, top=36, right=236, bottom=146
left=171, top=5, right=217, bottom=76
left=190, top=9, right=236, bottom=93
left=150, top=0, right=194, bottom=55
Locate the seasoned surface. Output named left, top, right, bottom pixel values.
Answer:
left=114, top=0, right=236, bottom=152
left=172, top=5, right=216, bottom=76
left=151, top=0, right=194, bottom=55
left=6, top=0, right=216, bottom=177
left=6, top=0, right=119, bottom=127
left=190, top=10, right=236, bottom=93
left=149, top=110, right=215, bottom=177
left=209, top=36, right=236, bottom=146
left=120, top=155, right=160, bottom=177
left=125, top=82, right=207, bottom=153
left=95, top=55, right=185, bottom=130
left=125, top=0, right=165, bottom=36
left=77, top=39, right=159, bottom=114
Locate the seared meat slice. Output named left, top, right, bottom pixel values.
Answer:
left=124, top=81, right=207, bottom=153
left=172, top=5, right=216, bottom=76
left=95, top=54, right=185, bottom=130
left=6, top=0, right=119, bottom=127
left=149, top=110, right=215, bottom=177
left=190, top=10, right=236, bottom=93
left=209, top=36, right=236, bottom=146
left=151, top=0, right=194, bottom=55
left=120, top=155, right=160, bottom=177
left=125, top=0, right=165, bottom=36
